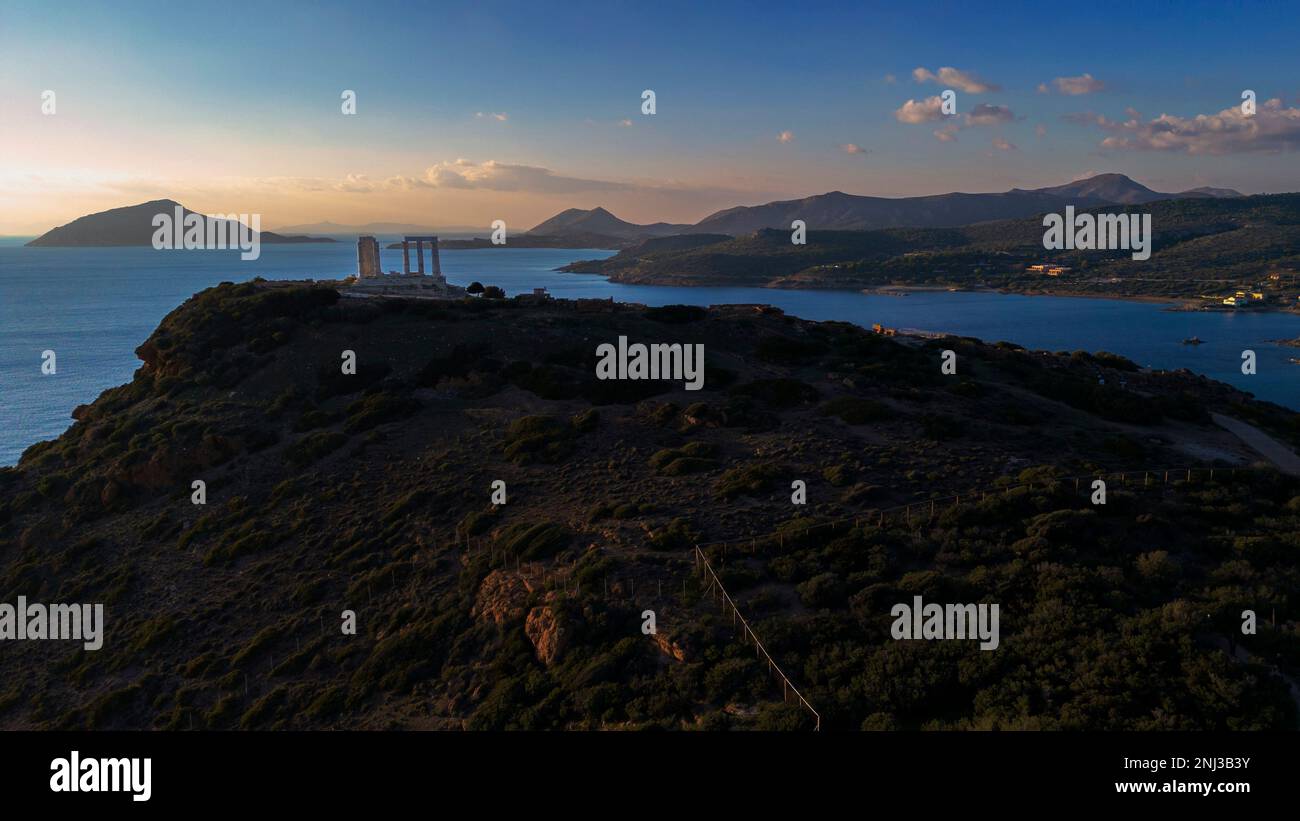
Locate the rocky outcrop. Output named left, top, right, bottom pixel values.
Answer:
left=652, top=632, right=687, bottom=662
left=471, top=570, right=533, bottom=625
left=525, top=603, right=568, bottom=666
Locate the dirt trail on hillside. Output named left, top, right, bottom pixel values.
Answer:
left=1211, top=413, right=1300, bottom=476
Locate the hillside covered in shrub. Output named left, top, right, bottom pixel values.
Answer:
left=1, top=281, right=1297, bottom=730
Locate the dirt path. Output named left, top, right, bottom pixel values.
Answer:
left=1210, top=413, right=1300, bottom=476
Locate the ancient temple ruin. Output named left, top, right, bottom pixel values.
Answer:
left=400, top=236, right=443, bottom=280
left=357, top=236, right=382, bottom=278
left=347, top=234, right=462, bottom=298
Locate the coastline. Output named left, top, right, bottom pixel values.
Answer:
left=577, top=270, right=1300, bottom=315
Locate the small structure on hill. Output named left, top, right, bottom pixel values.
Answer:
left=518, top=287, right=551, bottom=303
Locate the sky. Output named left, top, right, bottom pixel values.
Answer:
left=1, top=0, right=1299, bottom=235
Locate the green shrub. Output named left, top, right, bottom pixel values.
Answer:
left=571, top=408, right=600, bottom=432
left=344, top=392, right=420, bottom=433
left=715, top=462, right=786, bottom=499
left=649, top=442, right=718, bottom=474
left=647, top=518, right=699, bottom=551
left=502, top=415, right=575, bottom=464
left=498, top=522, right=571, bottom=560
left=822, top=463, right=855, bottom=487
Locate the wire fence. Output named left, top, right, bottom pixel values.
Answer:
left=694, top=545, right=821, bottom=731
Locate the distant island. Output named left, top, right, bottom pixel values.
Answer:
left=26, top=200, right=335, bottom=247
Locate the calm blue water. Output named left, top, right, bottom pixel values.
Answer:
left=2, top=238, right=1298, bottom=466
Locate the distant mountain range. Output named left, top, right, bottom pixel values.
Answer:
left=270, top=220, right=485, bottom=236
left=528, top=174, right=1245, bottom=241
left=27, top=175, right=1247, bottom=250
left=26, top=200, right=334, bottom=247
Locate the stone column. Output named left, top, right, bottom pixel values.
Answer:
left=402, top=241, right=410, bottom=275
left=417, top=240, right=425, bottom=274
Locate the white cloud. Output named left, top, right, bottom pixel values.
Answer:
left=1041, top=74, right=1106, bottom=95
left=1069, top=99, right=1300, bottom=154
left=895, top=96, right=947, bottom=123
left=778, top=130, right=795, bottom=143
left=334, top=173, right=377, bottom=193
left=992, top=137, right=1017, bottom=151
left=840, top=143, right=869, bottom=155
left=912, top=66, right=1000, bottom=94
left=413, top=159, right=632, bottom=192
left=475, top=111, right=509, bottom=121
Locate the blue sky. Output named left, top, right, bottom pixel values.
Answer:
left=1, top=0, right=1298, bottom=232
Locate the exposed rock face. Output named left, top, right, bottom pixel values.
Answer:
left=525, top=604, right=568, bottom=666
left=652, top=632, right=687, bottom=662
left=471, top=570, right=532, bottom=625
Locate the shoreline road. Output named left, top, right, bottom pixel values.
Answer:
left=1211, top=413, right=1300, bottom=477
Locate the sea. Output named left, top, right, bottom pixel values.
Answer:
left=2, top=237, right=1298, bottom=466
